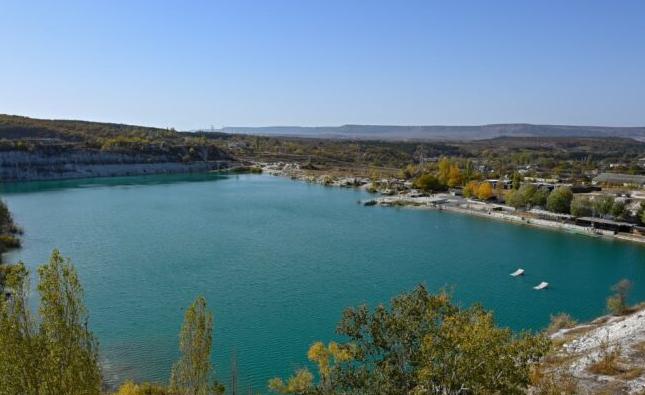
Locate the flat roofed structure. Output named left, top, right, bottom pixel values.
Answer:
left=575, top=216, right=635, bottom=232
left=593, top=173, right=645, bottom=186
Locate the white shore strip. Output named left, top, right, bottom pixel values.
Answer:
left=259, top=162, right=645, bottom=246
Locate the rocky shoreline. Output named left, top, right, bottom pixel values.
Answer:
left=258, top=161, right=645, bottom=246
left=0, top=149, right=235, bottom=182
left=546, top=307, right=645, bottom=394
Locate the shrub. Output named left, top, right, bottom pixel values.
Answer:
left=413, top=174, right=446, bottom=193
left=530, top=365, right=578, bottom=395
left=463, top=181, right=479, bottom=198
left=0, top=235, right=21, bottom=249
left=587, top=341, right=622, bottom=376
left=546, top=313, right=577, bottom=335
left=113, top=381, right=170, bottom=395
left=607, top=279, right=632, bottom=315
left=593, top=195, right=615, bottom=217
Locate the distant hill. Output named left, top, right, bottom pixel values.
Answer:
left=3, top=115, right=645, bottom=142
left=0, top=114, right=174, bottom=141
left=216, top=124, right=645, bottom=141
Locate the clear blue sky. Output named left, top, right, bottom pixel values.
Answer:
left=2, top=0, right=644, bottom=129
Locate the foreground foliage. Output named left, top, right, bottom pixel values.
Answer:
left=0, top=250, right=101, bottom=395
left=0, top=200, right=21, bottom=265
left=170, top=296, right=224, bottom=395
left=269, top=285, right=550, bottom=395
left=112, top=295, right=224, bottom=395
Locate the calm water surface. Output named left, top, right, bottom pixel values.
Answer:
left=2, top=174, right=644, bottom=390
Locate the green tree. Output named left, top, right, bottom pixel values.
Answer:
left=0, top=263, right=42, bottom=395
left=511, top=172, right=523, bottom=190
left=530, top=187, right=550, bottom=208
left=274, top=286, right=549, bottom=395
left=507, top=184, right=544, bottom=209
left=593, top=195, right=615, bottom=217
left=413, top=174, right=446, bottom=193
left=463, top=160, right=475, bottom=182
left=518, top=184, right=537, bottom=201
left=416, top=306, right=549, bottom=394
left=170, top=296, right=223, bottom=395
left=546, top=187, right=573, bottom=214
left=0, top=250, right=101, bottom=395
left=505, top=189, right=525, bottom=209
left=37, top=249, right=102, bottom=394
left=570, top=196, right=593, bottom=217
left=611, top=200, right=626, bottom=219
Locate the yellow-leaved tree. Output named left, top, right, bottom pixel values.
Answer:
left=477, top=182, right=494, bottom=200
left=269, top=341, right=354, bottom=394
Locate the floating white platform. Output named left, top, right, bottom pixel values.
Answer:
left=533, top=281, right=549, bottom=290
left=510, top=268, right=525, bottom=277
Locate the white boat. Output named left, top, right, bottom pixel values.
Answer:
left=510, top=268, right=525, bottom=277
left=533, top=281, right=549, bottom=290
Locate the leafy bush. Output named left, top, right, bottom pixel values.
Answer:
left=113, top=381, right=170, bottom=395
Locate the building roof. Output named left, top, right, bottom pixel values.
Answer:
left=576, top=217, right=635, bottom=227
left=593, top=173, right=645, bottom=185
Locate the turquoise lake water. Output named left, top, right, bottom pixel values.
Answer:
left=2, top=173, right=644, bottom=391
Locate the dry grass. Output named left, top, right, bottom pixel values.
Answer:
left=530, top=350, right=580, bottom=395
left=587, top=342, right=623, bottom=376
left=529, top=365, right=578, bottom=395
left=546, top=313, right=577, bottom=335
left=617, top=366, right=644, bottom=380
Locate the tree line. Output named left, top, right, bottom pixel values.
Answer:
left=406, top=157, right=643, bottom=224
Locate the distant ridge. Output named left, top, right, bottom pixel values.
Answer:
left=215, top=124, right=645, bottom=141
left=2, top=114, right=645, bottom=142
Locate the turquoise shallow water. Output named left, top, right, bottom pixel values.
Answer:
left=2, top=173, right=644, bottom=391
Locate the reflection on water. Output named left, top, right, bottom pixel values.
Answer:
left=0, top=173, right=231, bottom=194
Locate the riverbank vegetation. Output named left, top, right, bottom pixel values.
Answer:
left=0, top=200, right=22, bottom=292
left=0, top=200, right=21, bottom=259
